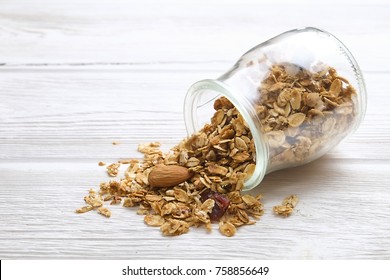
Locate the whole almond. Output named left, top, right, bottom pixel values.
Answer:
left=148, top=164, right=194, bottom=188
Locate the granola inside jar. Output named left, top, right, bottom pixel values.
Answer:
left=184, top=27, right=367, bottom=190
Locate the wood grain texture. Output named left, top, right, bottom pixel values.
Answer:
left=0, top=0, right=389, bottom=71
left=0, top=0, right=389, bottom=259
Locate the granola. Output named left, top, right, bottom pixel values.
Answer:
left=106, top=163, right=120, bottom=177
left=97, top=207, right=111, bottom=218
left=273, top=195, right=299, bottom=217
left=77, top=99, right=263, bottom=236
left=256, top=64, right=357, bottom=170
left=76, top=62, right=356, bottom=237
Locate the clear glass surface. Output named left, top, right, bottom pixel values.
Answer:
left=185, top=27, right=367, bottom=190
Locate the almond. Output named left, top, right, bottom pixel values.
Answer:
left=148, top=164, right=194, bottom=188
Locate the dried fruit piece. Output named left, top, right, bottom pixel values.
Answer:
left=148, top=164, right=194, bottom=188
left=200, top=189, right=230, bottom=222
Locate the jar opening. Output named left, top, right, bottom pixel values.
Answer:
left=184, top=79, right=268, bottom=191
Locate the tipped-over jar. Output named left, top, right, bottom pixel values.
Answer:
left=184, top=27, right=366, bottom=191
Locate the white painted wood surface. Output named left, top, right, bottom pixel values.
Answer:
left=1, top=0, right=389, bottom=259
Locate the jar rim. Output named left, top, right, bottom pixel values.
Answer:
left=184, top=79, right=268, bottom=191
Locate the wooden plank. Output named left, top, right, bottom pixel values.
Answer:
left=0, top=67, right=388, bottom=259
left=0, top=0, right=389, bottom=260
left=0, top=69, right=387, bottom=160
left=0, top=158, right=389, bottom=259
left=0, top=0, right=389, bottom=71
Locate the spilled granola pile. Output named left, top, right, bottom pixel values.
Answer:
left=76, top=63, right=357, bottom=237
left=77, top=96, right=262, bottom=237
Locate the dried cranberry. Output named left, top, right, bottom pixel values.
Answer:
left=200, top=189, right=230, bottom=222
left=200, top=189, right=213, bottom=201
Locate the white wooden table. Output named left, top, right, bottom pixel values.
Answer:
left=1, top=0, right=389, bottom=259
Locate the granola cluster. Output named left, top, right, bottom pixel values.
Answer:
left=106, top=163, right=120, bottom=177
left=76, top=63, right=357, bottom=237
left=273, top=195, right=299, bottom=217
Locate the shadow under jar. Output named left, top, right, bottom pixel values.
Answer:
left=184, top=27, right=366, bottom=191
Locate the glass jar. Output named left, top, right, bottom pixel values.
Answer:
left=184, top=27, right=366, bottom=191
